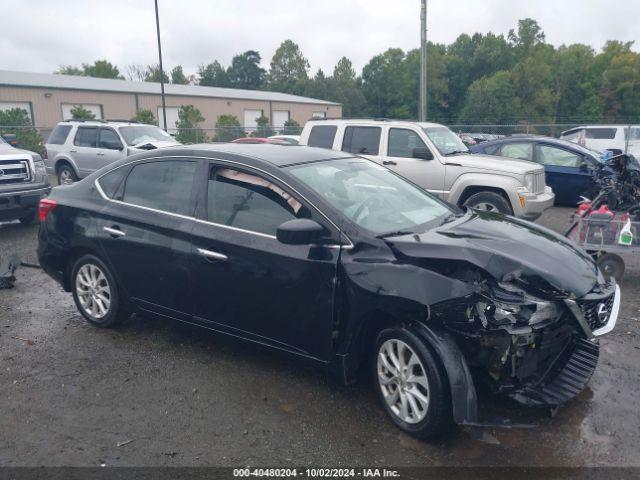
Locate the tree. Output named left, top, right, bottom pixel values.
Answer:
left=227, top=50, right=266, bottom=89
left=252, top=115, right=273, bottom=138
left=214, top=114, right=243, bottom=142
left=304, top=69, right=330, bottom=100
left=144, top=64, right=169, bottom=83
left=283, top=118, right=301, bottom=134
left=459, top=71, right=519, bottom=125
left=69, top=105, right=96, bottom=120
left=268, top=40, right=310, bottom=94
left=126, top=64, right=147, bottom=82
left=508, top=18, right=546, bottom=55
left=175, top=105, right=206, bottom=144
left=328, top=57, right=367, bottom=117
left=131, top=109, right=157, bottom=125
left=170, top=66, right=189, bottom=84
left=362, top=48, right=414, bottom=118
left=81, top=60, right=123, bottom=79
left=56, top=65, right=84, bottom=76
left=198, top=61, right=229, bottom=87
left=0, top=108, right=44, bottom=155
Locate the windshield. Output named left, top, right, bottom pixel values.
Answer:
left=288, top=158, right=451, bottom=235
left=119, top=126, right=173, bottom=146
left=422, top=127, right=469, bottom=155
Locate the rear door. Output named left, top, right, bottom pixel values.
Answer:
left=71, top=127, right=99, bottom=177
left=341, top=126, right=382, bottom=164
left=96, top=158, right=198, bottom=320
left=189, top=162, right=340, bottom=361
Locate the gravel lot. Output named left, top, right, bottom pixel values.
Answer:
left=1, top=206, right=639, bottom=467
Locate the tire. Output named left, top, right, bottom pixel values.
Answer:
left=18, top=211, right=37, bottom=225
left=373, top=327, right=452, bottom=439
left=463, top=191, right=512, bottom=215
left=57, top=164, right=78, bottom=185
left=71, top=254, right=128, bottom=327
left=597, top=253, right=625, bottom=282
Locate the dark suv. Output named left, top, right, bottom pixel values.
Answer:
left=37, top=144, right=619, bottom=438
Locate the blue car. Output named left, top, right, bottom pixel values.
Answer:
left=470, top=136, right=605, bottom=205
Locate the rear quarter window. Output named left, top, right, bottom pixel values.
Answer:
left=307, top=125, right=337, bottom=149
left=47, top=125, right=72, bottom=145
left=97, top=167, right=129, bottom=200
left=585, top=128, right=616, bottom=139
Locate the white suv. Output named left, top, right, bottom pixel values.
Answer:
left=560, top=125, right=640, bottom=157
left=45, top=120, right=180, bottom=185
left=300, top=119, right=554, bottom=220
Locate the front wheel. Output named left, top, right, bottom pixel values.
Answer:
left=596, top=253, right=625, bottom=282
left=463, top=191, right=512, bottom=215
left=71, top=254, right=129, bottom=327
left=373, top=327, right=452, bottom=439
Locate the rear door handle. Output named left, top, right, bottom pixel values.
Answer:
left=103, top=226, right=125, bottom=237
left=97, top=152, right=105, bottom=156
left=69, top=150, right=77, bottom=153
left=197, top=248, right=228, bottom=261
left=382, top=160, right=397, bottom=166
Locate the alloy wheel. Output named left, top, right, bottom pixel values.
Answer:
left=75, top=263, right=111, bottom=319
left=471, top=202, right=498, bottom=212
left=59, top=169, right=74, bottom=185
left=377, top=339, right=430, bottom=424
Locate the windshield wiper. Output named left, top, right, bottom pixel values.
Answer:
left=376, top=230, right=415, bottom=239
left=444, top=150, right=469, bottom=156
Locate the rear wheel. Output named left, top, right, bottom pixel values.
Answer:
left=464, top=191, right=512, bottom=215
left=57, top=164, right=77, bottom=185
left=71, top=254, right=128, bottom=327
left=373, top=327, right=452, bottom=439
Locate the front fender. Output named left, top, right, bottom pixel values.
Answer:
left=448, top=173, right=522, bottom=206
left=54, top=156, right=81, bottom=177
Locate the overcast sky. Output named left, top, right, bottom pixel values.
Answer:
left=2, top=0, right=639, bottom=78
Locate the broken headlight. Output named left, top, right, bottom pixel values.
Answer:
left=476, top=293, right=561, bottom=329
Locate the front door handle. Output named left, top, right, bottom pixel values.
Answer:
left=69, top=150, right=77, bottom=153
left=103, top=226, right=125, bottom=238
left=382, top=160, right=397, bottom=166
left=197, top=248, right=228, bottom=261
left=97, top=152, right=105, bottom=156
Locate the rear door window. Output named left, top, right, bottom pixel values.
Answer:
left=499, top=142, right=533, bottom=161
left=207, top=167, right=307, bottom=236
left=342, top=126, right=381, bottom=155
left=73, top=127, right=98, bottom=148
left=122, top=160, right=197, bottom=216
left=47, top=125, right=72, bottom=145
left=307, top=125, right=337, bottom=149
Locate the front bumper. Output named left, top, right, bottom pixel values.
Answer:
left=0, top=184, right=51, bottom=221
left=513, top=186, right=555, bottom=221
left=566, top=283, right=621, bottom=338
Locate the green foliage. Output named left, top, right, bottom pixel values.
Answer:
left=56, top=65, right=84, bottom=76
left=144, top=64, right=170, bottom=83
left=131, top=109, right=157, bottom=125
left=214, top=115, right=243, bottom=142
left=0, top=108, right=44, bottom=155
left=459, top=71, right=519, bottom=125
left=170, top=66, right=189, bottom=84
left=175, top=105, right=207, bottom=144
left=198, top=61, right=229, bottom=87
left=268, top=40, right=310, bottom=95
left=69, top=105, right=96, bottom=120
left=283, top=118, right=301, bottom=135
left=227, top=50, right=266, bottom=89
left=252, top=115, right=274, bottom=138
left=56, top=60, right=123, bottom=79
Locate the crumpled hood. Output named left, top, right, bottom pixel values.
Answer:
left=387, top=211, right=600, bottom=298
left=448, top=153, right=543, bottom=175
left=129, top=140, right=181, bottom=151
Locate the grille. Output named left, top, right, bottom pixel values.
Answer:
left=0, top=159, right=31, bottom=185
left=532, top=171, right=545, bottom=194
left=576, top=294, right=615, bottom=331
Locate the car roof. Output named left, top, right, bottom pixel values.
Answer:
left=57, top=120, right=154, bottom=127
left=135, top=143, right=355, bottom=168
left=475, top=135, right=601, bottom=155
left=306, top=118, right=443, bottom=129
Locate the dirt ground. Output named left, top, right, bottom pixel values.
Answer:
left=1, top=206, right=639, bottom=467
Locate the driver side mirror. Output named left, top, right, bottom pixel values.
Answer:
left=276, top=219, right=324, bottom=245
left=103, top=140, right=124, bottom=150
left=412, top=147, right=433, bottom=160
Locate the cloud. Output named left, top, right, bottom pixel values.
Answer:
left=1, top=0, right=638, bottom=78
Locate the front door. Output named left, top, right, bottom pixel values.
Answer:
left=95, top=128, right=127, bottom=172
left=384, top=127, right=445, bottom=197
left=96, top=158, right=198, bottom=320
left=190, top=163, right=340, bottom=361
left=535, top=144, right=593, bottom=205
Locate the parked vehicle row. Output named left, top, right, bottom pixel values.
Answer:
left=300, top=119, right=554, bottom=220
left=37, top=143, right=619, bottom=439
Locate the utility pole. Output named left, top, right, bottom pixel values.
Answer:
left=419, top=0, right=428, bottom=122
left=154, top=0, right=168, bottom=131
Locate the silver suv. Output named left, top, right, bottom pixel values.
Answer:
left=45, top=120, right=180, bottom=185
left=300, top=119, right=554, bottom=220
left=0, top=136, right=50, bottom=224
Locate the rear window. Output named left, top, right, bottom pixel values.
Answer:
left=74, top=127, right=98, bottom=147
left=585, top=128, right=616, bottom=139
left=47, top=125, right=72, bottom=145
left=341, top=126, right=381, bottom=155
left=307, top=125, right=337, bottom=149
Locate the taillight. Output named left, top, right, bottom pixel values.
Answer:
left=38, top=198, right=57, bottom=222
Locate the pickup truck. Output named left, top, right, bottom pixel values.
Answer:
left=300, top=119, right=555, bottom=220
left=0, top=136, right=51, bottom=224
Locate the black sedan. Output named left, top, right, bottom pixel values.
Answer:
left=37, top=144, right=619, bottom=439
left=470, top=136, right=605, bottom=205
